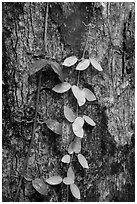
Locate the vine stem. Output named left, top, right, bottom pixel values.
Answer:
left=66, top=59, right=81, bottom=202
left=14, top=72, right=42, bottom=202
left=14, top=3, right=49, bottom=201
left=76, top=24, right=91, bottom=115
left=76, top=71, right=80, bottom=116
left=66, top=26, right=91, bottom=201
left=66, top=70, right=80, bottom=201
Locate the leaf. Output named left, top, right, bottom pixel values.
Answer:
left=63, top=177, right=74, bottom=185
left=76, top=59, right=90, bottom=71
left=58, top=73, right=65, bottom=82
left=29, top=59, right=48, bottom=76
left=83, top=115, right=96, bottom=126
left=70, top=183, right=81, bottom=199
left=71, top=85, right=82, bottom=101
left=50, top=61, right=61, bottom=75
left=90, top=58, right=103, bottom=71
left=62, top=56, right=78, bottom=67
left=83, top=88, right=96, bottom=101
left=78, top=154, right=89, bottom=169
left=73, top=117, right=84, bottom=131
left=64, top=106, right=76, bottom=122
left=52, top=82, right=71, bottom=93
left=77, top=97, right=86, bottom=107
left=46, top=176, right=62, bottom=185
left=73, top=137, right=81, bottom=153
left=72, top=126, right=84, bottom=138
left=68, top=142, right=74, bottom=154
left=72, top=117, right=84, bottom=138
left=46, top=119, right=62, bottom=135
left=61, top=154, right=70, bottom=163
left=68, top=137, right=81, bottom=154
left=50, top=61, right=64, bottom=82
left=71, top=85, right=86, bottom=106
left=67, top=167, right=75, bottom=180
left=32, top=178, right=48, bottom=195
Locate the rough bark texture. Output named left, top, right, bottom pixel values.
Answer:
left=2, top=2, right=135, bottom=202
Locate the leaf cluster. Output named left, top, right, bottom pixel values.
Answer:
left=31, top=55, right=103, bottom=200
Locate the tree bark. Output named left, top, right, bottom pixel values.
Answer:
left=2, top=2, right=135, bottom=202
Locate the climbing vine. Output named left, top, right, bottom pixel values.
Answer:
left=3, top=2, right=135, bottom=202
left=14, top=2, right=103, bottom=201
left=29, top=40, right=103, bottom=201
left=44, top=53, right=102, bottom=200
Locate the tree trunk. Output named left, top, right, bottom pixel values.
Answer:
left=2, top=2, right=135, bottom=202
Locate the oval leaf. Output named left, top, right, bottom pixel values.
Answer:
left=68, top=142, right=74, bottom=154
left=63, top=177, right=74, bottom=185
left=68, top=138, right=81, bottom=154
left=50, top=61, right=60, bottom=74
left=64, top=106, right=76, bottom=122
left=73, top=117, right=84, bottom=131
left=67, top=167, right=75, bottom=180
left=76, top=59, right=90, bottom=71
left=78, top=154, right=89, bottom=169
left=83, top=115, right=96, bottom=126
left=77, top=97, right=86, bottom=106
left=90, top=58, right=103, bottom=71
left=46, top=176, right=62, bottom=185
left=50, top=61, right=64, bottom=82
left=62, top=56, right=78, bottom=67
left=72, top=126, right=84, bottom=138
left=32, top=178, right=48, bottom=195
left=52, top=82, right=71, bottom=93
left=71, top=85, right=84, bottom=101
left=46, top=119, right=62, bottom=135
left=83, top=88, right=96, bottom=101
left=61, top=154, right=70, bottom=163
left=70, top=183, right=81, bottom=199
left=29, top=59, right=48, bottom=76
left=72, top=117, right=84, bottom=138
left=72, top=85, right=85, bottom=106
left=73, top=137, right=81, bottom=153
